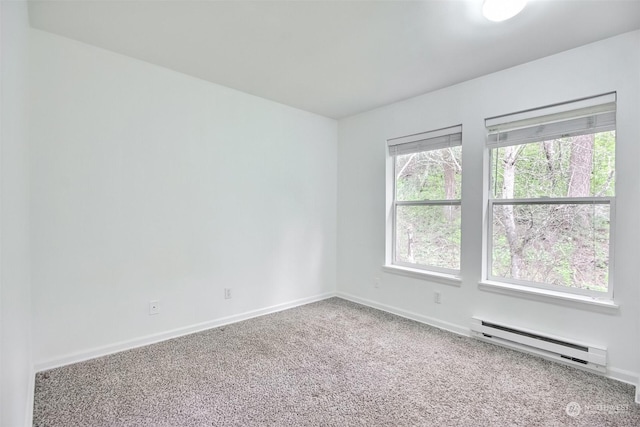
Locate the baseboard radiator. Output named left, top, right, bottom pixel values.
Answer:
left=470, top=317, right=607, bottom=373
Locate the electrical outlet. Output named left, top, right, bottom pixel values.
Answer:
left=149, top=300, right=160, bottom=315
left=374, top=277, right=381, bottom=289
left=434, top=291, right=441, bottom=304
left=224, top=288, right=232, bottom=299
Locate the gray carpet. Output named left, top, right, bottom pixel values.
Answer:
left=33, top=298, right=640, bottom=426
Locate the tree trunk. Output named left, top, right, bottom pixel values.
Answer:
left=502, top=146, right=523, bottom=278
left=542, top=140, right=557, bottom=188
left=443, top=150, right=456, bottom=220
left=396, top=153, right=416, bottom=181
left=568, top=134, right=594, bottom=197
left=567, top=134, right=595, bottom=285
left=406, top=228, right=415, bottom=263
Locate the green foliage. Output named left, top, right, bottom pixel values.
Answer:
left=592, top=131, right=616, bottom=196
left=395, top=147, right=462, bottom=270
left=394, top=130, right=614, bottom=292
left=492, top=131, right=615, bottom=199
left=396, top=147, right=462, bottom=201
left=396, top=205, right=461, bottom=270
left=491, top=131, right=615, bottom=292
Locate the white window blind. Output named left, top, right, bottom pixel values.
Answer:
left=486, top=93, right=616, bottom=148
left=387, top=125, right=462, bottom=156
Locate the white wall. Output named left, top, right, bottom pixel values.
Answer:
left=30, top=30, right=337, bottom=367
left=337, top=31, right=640, bottom=383
left=1, top=1, right=33, bottom=426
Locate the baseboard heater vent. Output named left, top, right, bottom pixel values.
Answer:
left=470, top=317, right=607, bottom=373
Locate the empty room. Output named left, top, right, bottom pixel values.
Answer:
left=2, top=0, right=640, bottom=425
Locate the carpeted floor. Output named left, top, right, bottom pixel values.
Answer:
left=33, top=298, right=640, bottom=426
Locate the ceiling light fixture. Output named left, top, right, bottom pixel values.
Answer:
left=482, top=0, right=527, bottom=22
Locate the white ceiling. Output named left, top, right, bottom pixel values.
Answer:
left=28, top=0, right=640, bottom=119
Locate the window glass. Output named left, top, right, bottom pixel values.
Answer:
left=491, top=203, right=610, bottom=292
left=487, top=96, right=615, bottom=297
left=491, top=132, right=615, bottom=199
left=396, top=204, right=461, bottom=270
left=396, top=146, right=462, bottom=201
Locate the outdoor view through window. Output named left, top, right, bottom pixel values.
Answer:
left=488, top=97, right=616, bottom=297
left=394, top=145, right=462, bottom=273
left=388, top=96, right=614, bottom=296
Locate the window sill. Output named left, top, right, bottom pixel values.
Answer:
left=382, top=265, right=461, bottom=286
left=478, top=280, right=619, bottom=313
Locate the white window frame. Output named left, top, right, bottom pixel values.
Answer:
left=485, top=93, right=616, bottom=300
left=387, top=125, right=462, bottom=276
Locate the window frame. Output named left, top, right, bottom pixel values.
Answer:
left=387, top=125, right=463, bottom=276
left=485, top=94, right=616, bottom=300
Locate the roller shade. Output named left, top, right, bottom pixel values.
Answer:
left=388, top=125, right=462, bottom=156
left=486, top=93, right=616, bottom=148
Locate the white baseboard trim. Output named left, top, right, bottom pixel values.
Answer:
left=336, top=291, right=470, bottom=337
left=607, top=367, right=640, bottom=388
left=607, top=369, right=639, bottom=406
left=336, top=292, right=639, bottom=393
left=25, top=366, right=35, bottom=427
left=35, top=292, right=336, bottom=372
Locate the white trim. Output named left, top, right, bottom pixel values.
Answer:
left=34, top=292, right=336, bottom=372
left=391, top=156, right=398, bottom=266
left=24, top=366, right=35, bottom=427
left=486, top=274, right=610, bottom=299
left=396, top=199, right=461, bottom=206
left=382, top=264, right=461, bottom=286
left=385, top=153, right=395, bottom=266
left=336, top=292, right=469, bottom=336
left=478, top=280, right=619, bottom=312
left=605, top=367, right=640, bottom=389
left=393, top=261, right=459, bottom=277
left=490, top=197, right=612, bottom=205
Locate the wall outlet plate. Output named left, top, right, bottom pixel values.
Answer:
left=149, top=300, right=160, bottom=315
left=224, top=288, right=232, bottom=299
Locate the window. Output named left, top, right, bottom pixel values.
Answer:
left=486, top=93, right=616, bottom=298
left=387, top=125, right=462, bottom=275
